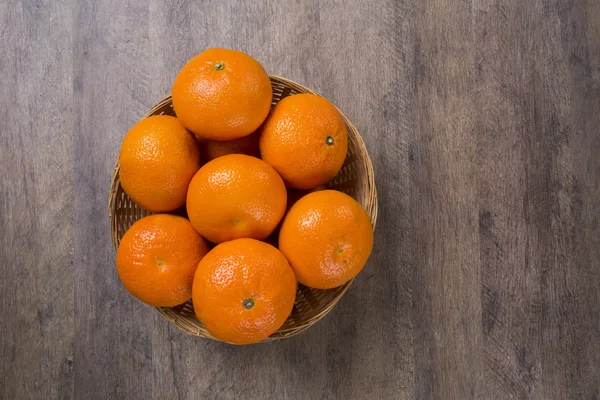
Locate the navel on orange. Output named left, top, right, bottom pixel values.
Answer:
left=116, top=214, right=210, bottom=307
left=119, top=115, right=201, bottom=212
left=192, top=238, right=297, bottom=344
left=259, top=93, right=348, bottom=189
left=172, top=48, right=272, bottom=140
left=186, top=154, right=287, bottom=244
left=279, top=190, right=373, bottom=289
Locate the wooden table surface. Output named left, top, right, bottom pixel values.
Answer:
left=2, top=1, right=599, bottom=399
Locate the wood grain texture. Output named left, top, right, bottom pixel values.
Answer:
left=0, top=1, right=74, bottom=399
left=1, top=0, right=599, bottom=399
left=73, top=1, right=155, bottom=398
left=473, top=1, right=600, bottom=398
left=410, top=1, right=485, bottom=398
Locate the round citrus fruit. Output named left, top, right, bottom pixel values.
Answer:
left=279, top=190, right=373, bottom=289
left=286, top=185, right=327, bottom=210
left=192, top=238, right=297, bottom=344
left=186, top=154, right=287, bottom=244
left=172, top=48, right=272, bottom=140
left=200, top=131, right=260, bottom=163
left=116, top=214, right=210, bottom=307
left=119, top=115, right=201, bottom=212
left=263, top=185, right=327, bottom=249
left=259, top=93, right=348, bottom=189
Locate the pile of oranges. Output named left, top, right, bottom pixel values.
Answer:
left=115, top=48, right=374, bottom=344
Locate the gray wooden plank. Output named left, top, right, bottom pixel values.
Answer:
left=409, top=1, right=485, bottom=398
left=525, top=1, right=600, bottom=397
left=474, top=1, right=600, bottom=398
left=0, top=1, right=74, bottom=399
left=473, top=1, right=546, bottom=397
left=73, top=1, right=155, bottom=398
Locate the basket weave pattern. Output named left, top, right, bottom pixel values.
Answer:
left=109, top=76, right=378, bottom=342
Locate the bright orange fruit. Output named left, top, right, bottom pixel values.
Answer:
left=172, top=48, right=272, bottom=140
left=259, top=94, right=348, bottom=189
left=116, top=214, right=210, bottom=307
left=279, top=190, right=373, bottom=289
left=200, top=131, right=260, bottom=163
left=119, top=115, right=201, bottom=212
left=186, top=154, right=287, bottom=244
left=192, top=238, right=297, bottom=344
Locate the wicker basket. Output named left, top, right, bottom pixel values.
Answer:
left=108, top=76, right=378, bottom=342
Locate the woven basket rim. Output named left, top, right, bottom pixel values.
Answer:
left=108, top=75, right=378, bottom=343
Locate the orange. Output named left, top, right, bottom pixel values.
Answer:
left=259, top=94, right=348, bottom=189
left=263, top=185, right=327, bottom=248
left=116, top=214, right=210, bottom=307
left=172, top=48, right=272, bottom=140
left=200, top=131, right=260, bottom=163
left=186, top=154, right=287, bottom=244
left=119, top=115, right=201, bottom=212
left=286, top=185, right=327, bottom=210
left=279, top=190, right=373, bottom=289
left=192, top=238, right=297, bottom=344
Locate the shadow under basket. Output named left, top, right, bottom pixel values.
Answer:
left=108, top=76, right=378, bottom=343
